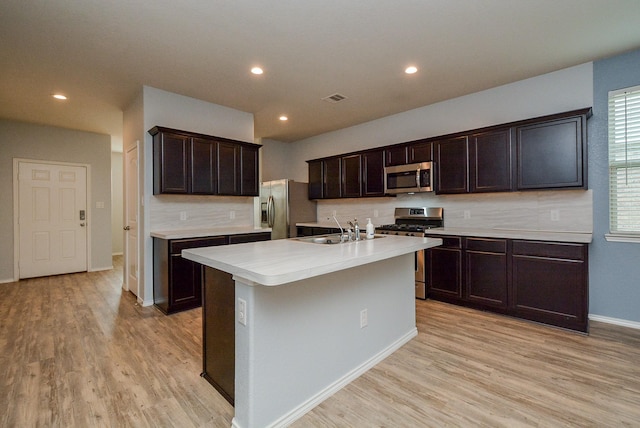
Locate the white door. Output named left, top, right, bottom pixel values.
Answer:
left=124, top=144, right=139, bottom=297
left=18, top=161, right=87, bottom=278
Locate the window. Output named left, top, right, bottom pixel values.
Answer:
left=608, top=85, right=640, bottom=241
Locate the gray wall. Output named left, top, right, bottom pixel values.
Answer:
left=0, top=119, right=113, bottom=281
left=590, top=48, right=640, bottom=323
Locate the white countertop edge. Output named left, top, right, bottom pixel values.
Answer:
left=423, top=227, right=592, bottom=243
left=183, top=236, right=443, bottom=286
left=150, top=227, right=271, bottom=240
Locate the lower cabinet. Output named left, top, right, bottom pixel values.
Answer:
left=512, top=240, right=588, bottom=332
left=202, top=266, right=235, bottom=405
left=426, top=235, right=588, bottom=332
left=153, top=232, right=271, bottom=315
left=296, top=226, right=341, bottom=237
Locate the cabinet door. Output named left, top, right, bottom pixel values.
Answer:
left=170, top=255, right=202, bottom=307
left=362, top=149, right=385, bottom=196
left=228, top=232, right=271, bottom=244
left=191, top=137, right=217, bottom=194
left=426, top=235, right=463, bottom=301
left=342, top=154, right=362, bottom=198
left=436, top=136, right=469, bottom=194
left=470, top=129, right=514, bottom=193
left=465, top=238, right=508, bottom=308
left=385, top=145, right=408, bottom=166
left=409, top=141, right=433, bottom=163
left=516, top=115, right=586, bottom=190
left=308, top=160, right=324, bottom=199
left=511, top=241, right=587, bottom=332
left=217, top=141, right=239, bottom=195
left=154, top=132, right=190, bottom=194
left=239, top=145, right=259, bottom=196
left=323, top=157, right=342, bottom=198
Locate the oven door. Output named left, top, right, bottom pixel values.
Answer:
left=415, top=249, right=426, bottom=299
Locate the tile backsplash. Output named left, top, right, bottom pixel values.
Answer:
left=317, top=189, right=593, bottom=233
left=149, top=195, right=255, bottom=231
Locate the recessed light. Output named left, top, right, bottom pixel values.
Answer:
left=279, top=115, right=288, bottom=121
left=405, top=66, right=418, bottom=74
left=251, top=67, right=264, bottom=75
left=52, top=94, right=67, bottom=100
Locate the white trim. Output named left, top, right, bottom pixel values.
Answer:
left=89, top=265, right=114, bottom=272
left=13, top=158, right=92, bottom=280
left=0, top=278, right=16, bottom=284
left=604, top=233, right=640, bottom=243
left=609, top=84, right=640, bottom=97
left=112, top=252, right=124, bottom=256
left=589, top=314, right=640, bottom=330
left=234, top=327, right=419, bottom=428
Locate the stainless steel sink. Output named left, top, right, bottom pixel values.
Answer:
left=294, top=234, right=384, bottom=244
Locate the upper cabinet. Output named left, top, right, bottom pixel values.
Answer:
left=515, top=113, right=587, bottom=190
left=469, top=128, right=514, bottom=193
left=306, top=108, right=591, bottom=199
left=150, top=126, right=260, bottom=196
left=436, top=136, right=469, bottom=194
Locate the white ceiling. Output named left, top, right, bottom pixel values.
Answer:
left=2, top=0, right=640, bottom=151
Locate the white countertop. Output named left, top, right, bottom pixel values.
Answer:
left=182, top=235, right=442, bottom=286
left=150, top=226, right=271, bottom=240
left=423, top=227, right=592, bottom=243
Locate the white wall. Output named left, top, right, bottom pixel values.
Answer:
left=111, top=151, right=123, bottom=255
left=0, top=119, right=113, bottom=281
left=123, top=86, right=255, bottom=305
left=288, top=63, right=594, bottom=181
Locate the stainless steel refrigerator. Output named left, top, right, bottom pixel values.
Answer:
left=260, top=179, right=317, bottom=239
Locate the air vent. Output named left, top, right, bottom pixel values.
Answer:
left=322, top=93, right=348, bottom=103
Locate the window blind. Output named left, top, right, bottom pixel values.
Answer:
left=608, top=85, right=640, bottom=234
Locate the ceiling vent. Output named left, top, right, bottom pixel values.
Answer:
left=322, top=93, right=348, bottom=103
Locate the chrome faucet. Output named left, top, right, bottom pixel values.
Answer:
left=329, top=215, right=346, bottom=242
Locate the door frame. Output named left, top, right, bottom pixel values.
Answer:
left=123, top=142, right=140, bottom=297
left=13, top=158, right=92, bottom=281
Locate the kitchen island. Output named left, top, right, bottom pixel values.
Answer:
left=183, top=234, right=442, bottom=428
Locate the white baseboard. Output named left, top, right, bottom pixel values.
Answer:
left=0, top=277, right=16, bottom=284
left=112, top=252, right=123, bottom=256
left=138, top=296, right=154, bottom=307
left=589, top=314, right=640, bottom=330
left=89, top=265, right=113, bottom=272
left=249, top=327, right=419, bottom=428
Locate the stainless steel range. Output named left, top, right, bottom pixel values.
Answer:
left=376, top=207, right=444, bottom=299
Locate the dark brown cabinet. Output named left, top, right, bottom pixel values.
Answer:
left=307, top=160, right=324, bottom=199
left=385, top=145, right=409, bottom=166
left=464, top=238, right=508, bottom=309
left=516, top=112, right=588, bottom=190
left=153, top=236, right=228, bottom=314
left=409, top=140, right=433, bottom=163
left=153, top=232, right=271, bottom=315
left=512, top=240, right=588, bottom=332
left=426, top=236, right=463, bottom=301
left=362, top=149, right=385, bottom=196
left=323, top=157, right=342, bottom=199
left=436, top=136, right=469, bottom=194
left=150, top=126, right=260, bottom=196
left=342, top=154, right=362, bottom=198
left=426, top=234, right=588, bottom=332
left=469, top=128, right=514, bottom=193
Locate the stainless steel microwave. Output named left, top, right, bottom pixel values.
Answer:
left=384, top=162, right=433, bottom=194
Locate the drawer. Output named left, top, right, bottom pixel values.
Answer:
left=512, top=240, right=585, bottom=260
left=465, top=237, right=507, bottom=253
left=170, top=236, right=228, bottom=254
left=228, top=232, right=271, bottom=244
left=426, top=235, right=461, bottom=249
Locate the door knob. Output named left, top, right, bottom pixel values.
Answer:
left=80, top=223, right=86, bottom=227
left=123, top=226, right=130, bottom=230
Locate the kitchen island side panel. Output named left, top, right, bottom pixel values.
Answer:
left=233, top=254, right=415, bottom=428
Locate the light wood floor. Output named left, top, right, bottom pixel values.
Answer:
left=1, top=257, right=639, bottom=427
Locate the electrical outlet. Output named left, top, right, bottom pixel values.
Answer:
left=96, top=201, right=105, bottom=209
left=180, top=211, right=187, bottom=221
left=550, top=210, right=560, bottom=222
left=230, top=210, right=235, bottom=220
left=238, top=298, right=247, bottom=326
left=373, top=209, right=379, bottom=218
left=360, top=309, right=368, bottom=328
left=464, top=210, right=471, bottom=220
left=332, top=210, right=337, bottom=217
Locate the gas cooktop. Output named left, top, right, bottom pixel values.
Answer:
left=375, top=207, right=444, bottom=236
